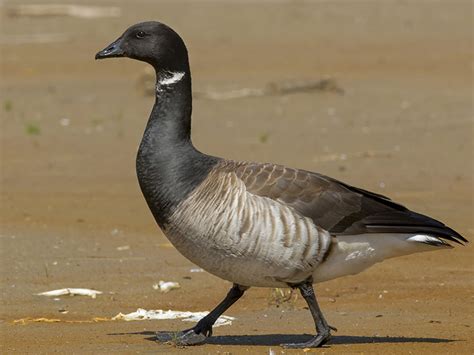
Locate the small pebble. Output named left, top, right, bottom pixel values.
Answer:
left=59, top=118, right=70, bottom=126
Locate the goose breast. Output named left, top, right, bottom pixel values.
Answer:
left=164, top=167, right=332, bottom=287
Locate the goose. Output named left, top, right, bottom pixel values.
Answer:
left=95, top=21, right=467, bottom=349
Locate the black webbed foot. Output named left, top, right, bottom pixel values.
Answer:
left=282, top=279, right=334, bottom=348
left=157, top=284, right=247, bottom=346
left=281, top=329, right=331, bottom=348
left=174, top=326, right=209, bottom=346
left=174, top=317, right=215, bottom=345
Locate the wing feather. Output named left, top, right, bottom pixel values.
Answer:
left=222, top=161, right=467, bottom=245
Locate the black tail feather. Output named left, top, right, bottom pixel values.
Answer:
left=365, top=224, right=467, bottom=245
left=353, top=210, right=467, bottom=245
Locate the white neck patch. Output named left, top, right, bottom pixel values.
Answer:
left=158, top=71, right=185, bottom=86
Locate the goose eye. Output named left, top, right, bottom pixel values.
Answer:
left=136, top=31, right=147, bottom=39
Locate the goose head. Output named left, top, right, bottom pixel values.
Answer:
left=95, top=21, right=189, bottom=72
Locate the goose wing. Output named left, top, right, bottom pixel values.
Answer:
left=230, top=161, right=466, bottom=245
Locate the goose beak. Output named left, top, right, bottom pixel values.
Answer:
left=95, top=38, right=125, bottom=60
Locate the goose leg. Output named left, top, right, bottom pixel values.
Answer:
left=281, top=280, right=333, bottom=348
left=174, top=284, right=247, bottom=346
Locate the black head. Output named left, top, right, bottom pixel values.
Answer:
left=95, top=21, right=189, bottom=72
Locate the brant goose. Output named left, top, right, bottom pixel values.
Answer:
left=96, top=21, right=467, bottom=348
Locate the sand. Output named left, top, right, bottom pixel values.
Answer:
left=1, top=1, right=473, bottom=353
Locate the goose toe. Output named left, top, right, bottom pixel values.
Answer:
left=281, top=330, right=331, bottom=349
left=175, top=328, right=208, bottom=346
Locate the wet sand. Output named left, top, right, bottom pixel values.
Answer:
left=1, top=1, right=473, bottom=353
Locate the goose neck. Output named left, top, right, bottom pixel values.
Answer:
left=146, top=68, right=193, bottom=145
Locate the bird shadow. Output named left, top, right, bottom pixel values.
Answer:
left=108, top=330, right=456, bottom=346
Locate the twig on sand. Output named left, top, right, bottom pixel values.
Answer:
left=13, top=317, right=110, bottom=325
left=194, top=78, right=344, bottom=100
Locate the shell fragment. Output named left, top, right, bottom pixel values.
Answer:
left=37, top=288, right=102, bottom=298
